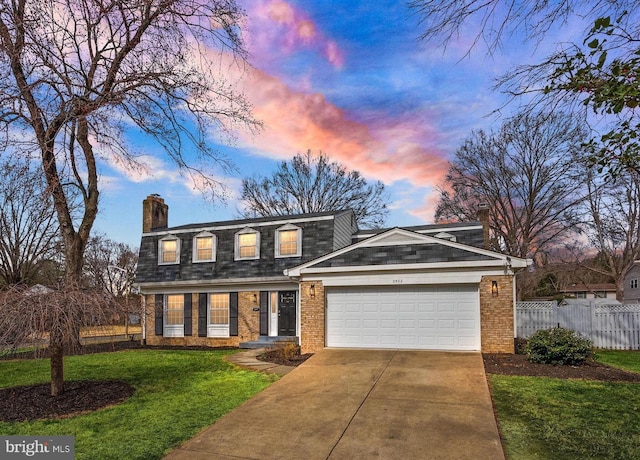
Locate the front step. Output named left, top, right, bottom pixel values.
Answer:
left=239, top=336, right=299, bottom=349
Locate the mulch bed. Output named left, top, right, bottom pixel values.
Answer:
left=483, top=353, right=640, bottom=383
left=0, top=341, right=229, bottom=423
left=0, top=380, right=135, bottom=422
left=256, top=348, right=314, bottom=366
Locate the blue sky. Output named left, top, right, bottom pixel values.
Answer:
left=93, top=0, right=588, bottom=248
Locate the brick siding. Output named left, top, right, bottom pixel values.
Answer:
left=144, top=292, right=260, bottom=347
left=479, top=275, right=515, bottom=353
left=300, top=281, right=325, bottom=353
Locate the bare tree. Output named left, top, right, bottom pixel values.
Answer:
left=0, top=157, right=59, bottom=287
left=573, top=169, right=640, bottom=300
left=0, top=0, right=258, bottom=395
left=409, top=0, right=633, bottom=55
left=84, top=235, right=137, bottom=298
left=0, top=283, right=124, bottom=357
left=435, top=111, right=587, bottom=260
left=241, top=151, right=389, bottom=228
left=410, top=1, right=640, bottom=175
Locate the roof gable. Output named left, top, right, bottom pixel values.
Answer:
left=285, top=227, right=528, bottom=276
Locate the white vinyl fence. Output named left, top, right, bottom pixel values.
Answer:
left=516, top=301, right=640, bottom=350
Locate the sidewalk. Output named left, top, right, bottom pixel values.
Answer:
left=224, top=348, right=296, bottom=375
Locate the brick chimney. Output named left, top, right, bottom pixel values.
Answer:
left=142, top=194, right=168, bottom=232
left=477, top=203, right=490, bottom=249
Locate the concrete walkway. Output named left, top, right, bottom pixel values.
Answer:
left=164, top=349, right=504, bottom=460
left=225, top=348, right=296, bottom=375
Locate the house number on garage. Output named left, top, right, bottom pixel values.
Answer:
left=392, top=279, right=403, bottom=284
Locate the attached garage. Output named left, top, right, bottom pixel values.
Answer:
left=285, top=227, right=531, bottom=354
left=326, top=285, right=480, bottom=350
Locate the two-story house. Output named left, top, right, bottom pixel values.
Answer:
left=624, top=262, right=640, bottom=303
left=135, top=195, right=529, bottom=354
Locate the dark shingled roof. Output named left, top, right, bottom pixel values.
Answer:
left=313, top=243, right=493, bottom=268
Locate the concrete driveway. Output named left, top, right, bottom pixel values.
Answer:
left=163, top=349, right=504, bottom=460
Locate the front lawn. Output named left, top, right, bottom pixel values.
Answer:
left=489, top=351, right=640, bottom=459
left=0, top=349, right=278, bottom=460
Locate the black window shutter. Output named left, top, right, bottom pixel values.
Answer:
left=184, top=294, right=192, bottom=336
left=229, top=292, right=239, bottom=336
left=154, top=294, right=164, bottom=336
left=259, top=291, right=269, bottom=336
left=198, top=293, right=208, bottom=337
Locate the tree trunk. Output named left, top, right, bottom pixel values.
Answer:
left=616, top=278, right=625, bottom=303
left=50, top=335, right=64, bottom=396
left=42, top=118, right=98, bottom=396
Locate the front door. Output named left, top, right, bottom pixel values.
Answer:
left=278, top=291, right=296, bottom=336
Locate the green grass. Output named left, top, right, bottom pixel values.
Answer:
left=0, top=350, right=278, bottom=460
left=489, top=350, right=640, bottom=459
left=596, top=350, right=640, bottom=373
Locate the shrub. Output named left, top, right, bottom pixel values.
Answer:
left=526, top=327, right=593, bottom=365
left=276, top=342, right=300, bottom=361
left=514, top=337, right=528, bottom=355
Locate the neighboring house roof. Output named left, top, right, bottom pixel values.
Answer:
left=560, top=283, right=617, bottom=293
left=285, top=227, right=529, bottom=277
left=25, top=284, right=55, bottom=296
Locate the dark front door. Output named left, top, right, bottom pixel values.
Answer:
left=278, top=291, right=297, bottom=336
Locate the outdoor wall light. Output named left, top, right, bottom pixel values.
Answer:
left=491, top=280, right=499, bottom=297
left=253, top=293, right=257, bottom=303
left=309, top=284, right=316, bottom=298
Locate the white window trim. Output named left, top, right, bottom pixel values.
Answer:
left=208, top=293, right=230, bottom=337
left=164, top=294, right=184, bottom=337
left=158, top=235, right=180, bottom=265
left=275, top=224, right=302, bottom=258
left=234, top=227, right=260, bottom=260
left=192, top=232, right=216, bottom=263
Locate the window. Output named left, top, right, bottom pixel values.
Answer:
left=209, top=294, right=229, bottom=325
left=165, top=294, right=184, bottom=325
left=193, top=232, right=216, bottom=263
left=279, top=230, right=298, bottom=255
left=235, top=228, right=260, bottom=260
left=632, top=279, right=638, bottom=289
left=208, top=293, right=230, bottom=337
left=159, top=236, right=180, bottom=264
left=275, top=224, right=302, bottom=257
left=575, top=291, right=587, bottom=299
left=594, top=291, right=607, bottom=299
left=239, top=233, right=256, bottom=257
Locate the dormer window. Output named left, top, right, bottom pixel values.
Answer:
left=235, top=228, right=260, bottom=260
left=275, top=224, right=302, bottom=257
left=193, top=232, right=216, bottom=263
left=159, top=236, right=180, bottom=265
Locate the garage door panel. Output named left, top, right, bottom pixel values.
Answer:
left=438, top=302, right=455, bottom=312
left=438, top=336, right=456, bottom=346
left=458, top=319, right=476, bottom=329
left=399, top=319, right=415, bottom=328
left=438, top=319, right=455, bottom=328
left=326, top=285, right=480, bottom=351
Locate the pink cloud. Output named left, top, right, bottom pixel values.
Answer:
left=243, top=0, right=345, bottom=70
left=409, top=193, right=443, bottom=223
left=233, top=66, right=450, bottom=200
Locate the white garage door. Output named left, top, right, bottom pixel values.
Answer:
left=326, top=285, right=480, bottom=350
